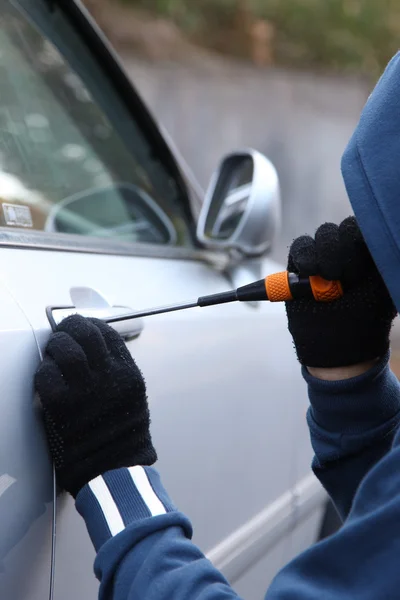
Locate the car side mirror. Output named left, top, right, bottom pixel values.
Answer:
left=197, top=149, right=281, bottom=257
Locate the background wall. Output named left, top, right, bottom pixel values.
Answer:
left=125, top=57, right=370, bottom=260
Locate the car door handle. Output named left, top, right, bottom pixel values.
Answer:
left=46, top=286, right=144, bottom=340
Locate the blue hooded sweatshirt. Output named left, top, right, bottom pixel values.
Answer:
left=75, top=53, right=400, bottom=599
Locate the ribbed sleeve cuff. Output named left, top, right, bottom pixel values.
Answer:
left=75, top=466, right=177, bottom=552
left=303, top=351, right=400, bottom=434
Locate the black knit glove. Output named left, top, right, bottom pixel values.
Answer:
left=35, top=315, right=157, bottom=497
left=286, top=216, right=397, bottom=368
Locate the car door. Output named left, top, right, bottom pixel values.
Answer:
left=0, top=277, right=53, bottom=600
left=0, top=1, right=311, bottom=598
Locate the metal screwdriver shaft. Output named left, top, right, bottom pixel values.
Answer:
left=103, top=272, right=343, bottom=326
left=106, top=300, right=199, bottom=324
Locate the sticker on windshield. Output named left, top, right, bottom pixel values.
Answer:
left=2, top=203, right=33, bottom=228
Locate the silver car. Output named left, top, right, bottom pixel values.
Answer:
left=0, top=1, right=336, bottom=599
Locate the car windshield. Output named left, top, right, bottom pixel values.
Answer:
left=0, top=0, right=194, bottom=246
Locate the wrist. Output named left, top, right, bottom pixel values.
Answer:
left=303, top=352, right=400, bottom=435
left=307, top=359, right=379, bottom=381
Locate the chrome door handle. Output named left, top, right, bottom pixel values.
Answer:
left=46, top=287, right=144, bottom=340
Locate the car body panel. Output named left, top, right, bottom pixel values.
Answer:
left=0, top=280, right=53, bottom=600
left=0, top=247, right=306, bottom=596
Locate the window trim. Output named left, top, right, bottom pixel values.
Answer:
left=0, top=227, right=229, bottom=267
left=6, top=0, right=207, bottom=257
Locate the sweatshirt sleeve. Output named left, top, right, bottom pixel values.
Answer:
left=266, top=424, right=400, bottom=599
left=75, top=466, right=244, bottom=600
left=303, top=352, right=400, bottom=520
left=76, top=432, right=400, bottom=600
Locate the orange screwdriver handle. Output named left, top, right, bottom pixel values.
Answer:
left=265, top=272, right=293, bottom=302
left=308, top=275, right=344, bottom=302
left=265, top=272, right=343, bottom=303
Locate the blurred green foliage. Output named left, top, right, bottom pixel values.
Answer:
left=120, top=0, right=400, bottom=75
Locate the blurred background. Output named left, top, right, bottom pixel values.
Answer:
left=80, top=1, right=400, bottom=371
left=81, top=0, right=399, bottom=262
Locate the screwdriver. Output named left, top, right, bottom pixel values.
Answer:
left=105, top=271, right=343, bottom=325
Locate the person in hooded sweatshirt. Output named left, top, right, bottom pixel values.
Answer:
left=34, top=51, right=400, bottom=600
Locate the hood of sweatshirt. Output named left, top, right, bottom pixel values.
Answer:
left=342, top=52, right=400, bottom=312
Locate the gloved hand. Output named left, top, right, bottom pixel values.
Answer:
left=35, top=315, right=157, bottom=497
left=286, top=216, right=397, bottom=368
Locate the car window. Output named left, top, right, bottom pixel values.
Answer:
left=0, top=1, right=194, bottom=248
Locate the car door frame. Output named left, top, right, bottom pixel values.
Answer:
left=7, top=0, right=224, bottom=265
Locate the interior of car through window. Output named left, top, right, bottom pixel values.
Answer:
left=0, top=0, right=196, bottom=247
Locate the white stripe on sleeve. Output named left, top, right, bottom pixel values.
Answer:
left=128, top=466, right=166, bottom=517
left=89, top=475, right=125, bottom=537
left=0, top=474, right=16, bottom=498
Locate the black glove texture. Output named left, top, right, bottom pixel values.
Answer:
left=286, top=216, right=397, bottom=368
left=35, top=315, right=157, bottom=497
